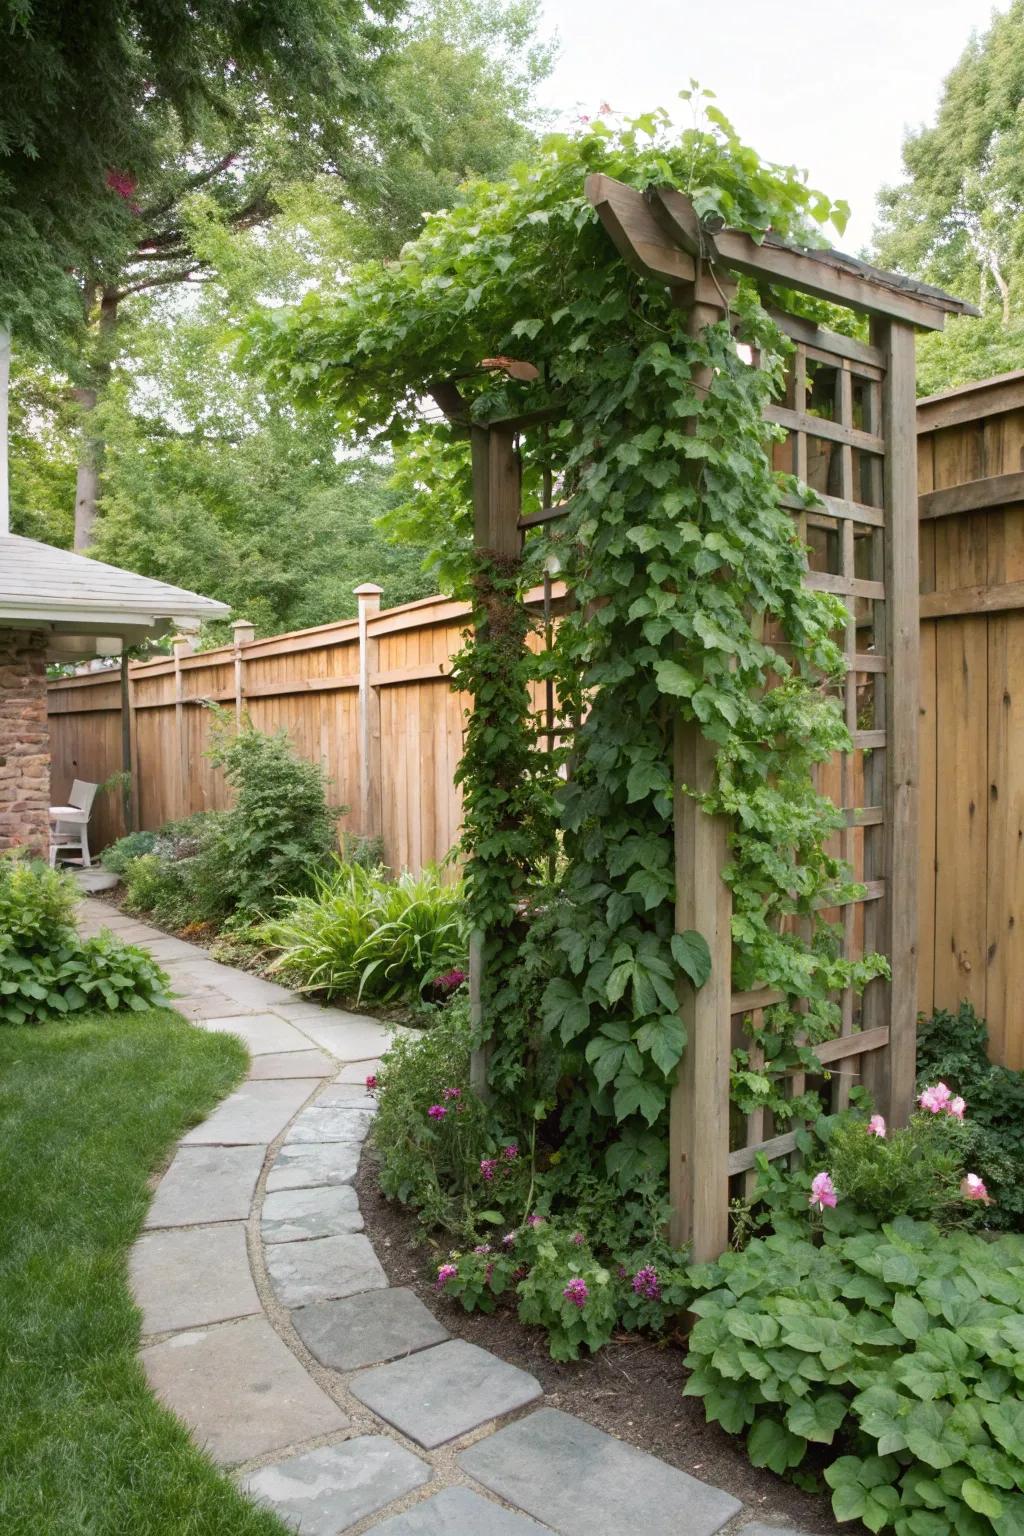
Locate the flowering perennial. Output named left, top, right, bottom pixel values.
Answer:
left=427, top=1104, right=447, bottom=1120
left=867, top=1114, right=886, bottom=1137
left=563, top=1277, right=589, bottom=1307
left=809, top=1171, right=838, bottom=1210
left=436, top=1263, right=458, bottom=1290
left=917, top=1081, right=966, bottom=1119
left=961, top=1173, right=990, bottom=1202
left=632, top=1265, right=661, bottom=1301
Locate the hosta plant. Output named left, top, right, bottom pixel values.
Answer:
left=686, top=1213, right=1024, bottom=1532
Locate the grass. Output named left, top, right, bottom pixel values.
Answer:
left=0, top=1008, right=290, bottom=1536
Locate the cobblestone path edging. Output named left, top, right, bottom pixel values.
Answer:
left=78, top=897, right=809, bottom=1536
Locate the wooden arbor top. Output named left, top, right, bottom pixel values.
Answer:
left=585, top=174, right=977, bottom=330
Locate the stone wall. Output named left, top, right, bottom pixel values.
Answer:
left=0, top=629, right=50, bottom=858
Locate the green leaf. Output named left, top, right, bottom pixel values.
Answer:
left=634, top=1015, right=685, bottom=1077
left=747, top=1417, right=805, bottom=1474
left=671, top=929, right=711, bottom=988
left=893, top=1293, right=930, bottom=1341
left=786, top=1391, right=847, bottom=1444
left=962, top=1478, right=1003, bottom=1519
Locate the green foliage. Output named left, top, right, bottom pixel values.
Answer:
left=686, top=1215, right=1024, bottom=1533
left=875, top=3, right=1024, bottom=392
left=917, top=1002, right=1024, bottom=1230
left=100, top=831, right=158, bottom=875
left=264, top=859, right=466, bottom=1003
left=0, top=859, right=168, bottom=1025
left=201, top=709, right=341, bottom=917
left=371, top=999, right=498, bottom=1229
left=823, top=1112, right=973, bottom=1226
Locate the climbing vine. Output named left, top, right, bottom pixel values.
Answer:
left=249, top=102, right=885, bottom=1185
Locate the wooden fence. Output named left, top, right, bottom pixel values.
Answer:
left=49, top=371, right=1024, bottom=1078
left=918, top=372, right=1024, bottom=1070
left=48, top=586, right=472, bottom=873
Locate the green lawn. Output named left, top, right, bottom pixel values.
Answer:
left=0, top=1009, right=290, bottom=1536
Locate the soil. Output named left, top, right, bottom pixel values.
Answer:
left=355, top=1142, right=840, bottom=1534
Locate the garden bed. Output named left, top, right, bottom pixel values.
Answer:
left=354, top=1140, right=838, bottom=1534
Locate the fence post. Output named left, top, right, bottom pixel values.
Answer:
left=231, top=619, right=255, bottom=727
left=354, top=585, right=383, bottom=841
left=172, top=633, right=193, bottom=819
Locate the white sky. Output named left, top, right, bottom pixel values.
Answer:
left=536, top=0, right=1004, bottom=251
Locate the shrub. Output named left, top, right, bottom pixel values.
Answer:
left=0, top=860, right=168, bottom=1025
left=822, top=1111, right=971, bottom=1224
left=100, top=831, right=157, bottom=874
left=265, top=860, right=466, bottom=1004
left=686, top=1214, right=1024, bottom=1532
left=917, top=1002, right=1024, bottom=1229
left=199, top=710, right=342, bottom=917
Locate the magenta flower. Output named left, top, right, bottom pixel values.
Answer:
left=503, top=1144, right=519, bottom=1161
left=436, top=1263, right=458, bottom=1290
left=479, top=1158, right=497, bottom=1182
left=365, top=1074, right=378, bottom=1091
left=427, top=1104, right=447, bottom=1120
left=502, top=1231, right=517, bottom=1248
left=563, top=1277, right=589, bottom=1307
left=632, top=1265, right=661, bottom=1301
left=918, top=1082, right=952, bottom=1115
left=949, top=1095, right=966, bottom=1120
left=809, top=1171, right=838, bottom=1211
left=961, top=1173, right=990, bottom=1203
left=442, top=1086, right=462, bottom=1101
left=570, top=1231, right=585, bottom=1247
left=526, top=1213, right=544, bottom=1228
left=867, top=1114, right=886, bottom=1138
left=473, top=1243, right=492, bottom=1255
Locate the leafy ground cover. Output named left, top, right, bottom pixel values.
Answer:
left=0, top=1010, right=288, bottom=1536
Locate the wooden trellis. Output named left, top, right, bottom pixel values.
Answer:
left=440, top=175, right=974, bottom=1261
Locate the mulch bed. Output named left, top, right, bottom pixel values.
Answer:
left=355, top=1142, right=840, bottom=1533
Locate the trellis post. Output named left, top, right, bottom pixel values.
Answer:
left=864, top=318, right=920, bottom=1126
left=468, top=423, right=523, bottom=1099
left=231, top=618, right=255, bottom=727
left=669, top=281, right=733, bottom=1259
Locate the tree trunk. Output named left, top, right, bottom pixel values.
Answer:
left=72, top=286, right=119, bottom=552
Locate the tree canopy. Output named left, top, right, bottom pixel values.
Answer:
left=875, top=2, right=1024, bottom=392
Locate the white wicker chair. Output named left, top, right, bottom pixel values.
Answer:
left=48, top=780, right=99, bottom=868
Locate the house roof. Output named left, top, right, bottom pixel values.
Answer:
left=0, top=534, right=229, bottom=638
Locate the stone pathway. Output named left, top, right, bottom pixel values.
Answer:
left=78, top=896, right=812, bottom=1536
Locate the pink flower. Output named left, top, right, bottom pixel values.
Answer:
left=632, top=1265, right=661, bottom=1301
left=526, top=1213, right=544, bottom=1227
left=809, top=1171, right=838, bottom=1211
left=365, top=1074, right=378, bottom=1091
left=479, top=1158, right=497, bottom=1182
left=427, top=1104, right=447, bottom=1120
left=442, top=1086, right=461, bottom=1101
left=502, top=1231, right=517, bottom=1248
left=473, top=1243, right=492, bottom=1255
left=503, top=1144, right=519, bottom=1161
left=918, top=1082, right=952, bottom=1114
left=563, top=1277, right=589, bottom=1307
left=949, top=1096, right=966, bottom=1120
left=436, top=1263, right=458, bottom=1290
left=570, top=1231, right=585, bottom=1247
left=961, top=1173, right=990, bottom=1203
left=867, top=1114, right=886, bottom=1138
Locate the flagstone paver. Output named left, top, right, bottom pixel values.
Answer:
left=94, top=896, right=806, bottom=1536
left=351, top=1341, right=543, bottom=1450
left=249, top=1049, right=336, bottom=1079
left=261, top=1184, right=364, bottom=1243
left=144, top=1145, right=265, bottom=1228
left=284, top=1106, right=376, bottom=1144
left=240, top=1438, right=431, bottom=1534
left=266, top=1139, right=364, bottom=1191
left=141, top=1315, right=349, bottom=1466
left=458, top=1410, right=742, bottom=1536
left=180, top=1077, right=321, bottom=1145
left=130, top=1223, right=261, bottom=1333
left=266, top=1232, right=388, bottom=1307
left=196, top=1011, right=317, bottom=1054
left=368, top=1487, right=553, bottom=1534
left=291, top=1289, right=449, bottom=1371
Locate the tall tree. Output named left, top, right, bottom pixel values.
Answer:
left=875, top=2, right=1024, bottom=391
